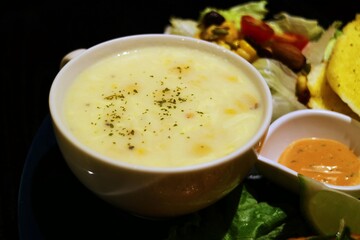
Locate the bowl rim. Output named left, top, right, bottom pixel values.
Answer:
left=49, top=33, right=273, bottom=173
left=257, top=109, right=360, bottom=191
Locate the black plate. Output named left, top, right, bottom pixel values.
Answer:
left=11, top=1, right=360, bottom=239
left=18, top=115, right=314, bottom=239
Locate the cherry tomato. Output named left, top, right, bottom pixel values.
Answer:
left=240, top=15, right=274, bottom=44
left=272, top=33, right=309, bottom=50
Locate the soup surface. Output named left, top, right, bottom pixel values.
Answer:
left=63, top=45, right=264, bottom=167
left=278, top=137, right=360, bottom=186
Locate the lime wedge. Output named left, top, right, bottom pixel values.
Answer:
left=298, top=174, right=360, bottom=236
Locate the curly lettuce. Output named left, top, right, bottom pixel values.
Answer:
left=267, top=12, right=325, bottom=40
left=165, top=1, right=269, bottom=36
left=253, top=58, right=307, bottom=121
left=199, top=0, right=268, bottom=29
left=166, top=185, right=287, bottom=240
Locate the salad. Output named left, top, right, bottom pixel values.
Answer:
left=165, top=0, right=342, bottom=122
left=163, top=1, right=360, bottom=239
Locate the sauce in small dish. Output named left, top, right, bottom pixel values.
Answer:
left=278, top=137, right=360, bottom=186
left=256, top=109, right=360, bottom=198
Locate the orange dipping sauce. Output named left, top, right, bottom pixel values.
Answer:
left=278, top=138, right=360, bottom=186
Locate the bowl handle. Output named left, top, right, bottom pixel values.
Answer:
left=59, top=48, right=87, bottom=69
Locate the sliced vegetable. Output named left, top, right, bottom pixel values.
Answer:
left=241, top=15, right=274, bottom=44
left=298, top=174, right=360, bottom=236
left=272, top=32, right=309, bottom=50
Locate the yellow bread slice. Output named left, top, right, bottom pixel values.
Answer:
left=326, top=15, right=360, bottom=117
left=307, top=63, right=360, bottom=120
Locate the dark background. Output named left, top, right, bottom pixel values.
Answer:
left=2, top=0, right=360, bottom=239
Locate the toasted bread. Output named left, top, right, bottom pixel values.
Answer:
left=307, top=63, right=360, bottom=120
left=326, top=15, right=360, bottom=117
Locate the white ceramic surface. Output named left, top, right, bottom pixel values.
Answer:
left=256, top=109, right=360, bottom=197
left=49, top=34, right=273, bottom=218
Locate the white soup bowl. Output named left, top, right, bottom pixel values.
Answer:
left=49, top=34, right=272, bottom=218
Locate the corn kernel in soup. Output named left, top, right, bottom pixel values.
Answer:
left=63, top=46, right=264, bottom=167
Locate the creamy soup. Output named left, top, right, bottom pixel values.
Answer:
left=63, top=45, right=264, bottom=167
left=278, top=137, right=360, bottom=186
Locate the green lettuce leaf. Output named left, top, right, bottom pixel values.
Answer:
left=165, top=185, right=287, bottom=240
left=252, top=58, right=307, bottom=122
left=165, top=1, right=269, bottom=37
left=267, top=12, right=325, bottom=40
left=199, top=0, right=268, bottom=29
left=223, top=187, right=287, bottom=239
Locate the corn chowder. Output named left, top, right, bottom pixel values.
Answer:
left=63, top=45, right=264, bottom=167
